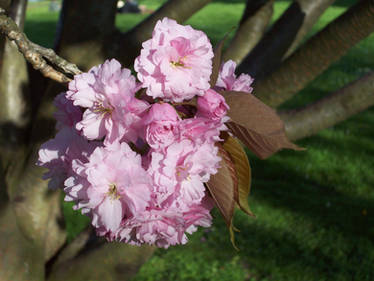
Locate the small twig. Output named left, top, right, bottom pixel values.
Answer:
left=0, top=7, right=82, bottom=84
left=28, top=42, right=81, bottom=76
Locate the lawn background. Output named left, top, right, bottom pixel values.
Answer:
left=24, top=1, right=374, bottom=280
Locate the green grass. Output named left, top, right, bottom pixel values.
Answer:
left=24, top=1, right=374, bottom=280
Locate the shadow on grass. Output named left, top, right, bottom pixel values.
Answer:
left=213, top=0, right=357, bottom=8
left=230, top=141, right=374, bottom=280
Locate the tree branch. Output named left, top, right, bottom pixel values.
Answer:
left=117, top=0, right=212, bottom=67
left=252, top=0, right=374, bottom=107
left=283, top=0, right=336, bottom=58
left=281, top=72, right=374, bottom=141
left=238, top=0, right=335, bottom=80
left=0, top=7, right=81, bottom=83
left=223, top=0, right=274, bottom=64
left=29, top=42, right=82, bottom=76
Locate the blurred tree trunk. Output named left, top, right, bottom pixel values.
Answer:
left=0, top=0, right=29, bottom=164
left=237, top=0, right=335, bottom=79
left=55, top=0, right=118, bottom=70
left=253, top=0, right=374, bottom=107
left=0, top=1, right=64, bottom=280
left=282, top=72, right=374, bottom=141
left=223, top=0, right=274, bottom=64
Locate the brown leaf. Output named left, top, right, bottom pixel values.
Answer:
left=223, top=90, right=303, bottom=159
left=206, top=146, right=237, bottom=227
left=223, top=136, right=255, bottom=217
left=206, top=145, right=239, bottom=249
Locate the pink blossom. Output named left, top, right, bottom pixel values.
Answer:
left=216, top=60, right=254, bottom=93
left=54, top=93, right=82, bottom=130
left=37, top=127, right=99, bottom=189
left=67, top=59, right=149, bottom=144
left=148, top=139, right=220, bottom=206
left=118, top=192, right=213, bottom=248
left=180, top=117, right=224, bottom=144
left=135, top=17, right=214, bottom=102
left=183, top=195, right=214, bottom=234
left=65, top=142, right=152, bottom=232
left=196, top=89, right=229, bottom=121
left=124, top=208, right=188, bottom=248
left=36, top=18, right=236, bottom=248
left=143, top=103, right=180, bottom=149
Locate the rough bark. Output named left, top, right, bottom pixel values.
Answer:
left=238, top=0, right=334, bottom=80
left=284, top=0, right=336, bottom=58
left=282, top=72, right=374, bottom=141
left=253, top=0, right=374, bottom=107
left=117, top=0, right=211, bottom=67
left=223, top=0, right=273, bottom=64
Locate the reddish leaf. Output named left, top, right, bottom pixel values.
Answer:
left=206, top=145, right=239, bottom=249
left=206, top=146, right=237, bottom=227
left=223, top=90, right=303, bottom=159
left=223, top=136, right=255, bottom=217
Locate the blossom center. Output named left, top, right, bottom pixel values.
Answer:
left=170, top=60, right=185, bottom=68
left=93, top=101, right=113, bottom=115
left=176, top=165, right=191, bottom=181
left=107, top=183, right=120, bottom=200
left=170, top=56, right=190, bottom=69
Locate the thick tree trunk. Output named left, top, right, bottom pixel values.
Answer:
left=0, top=4, right=60, bottom=279
left=0, top=0, right=29, bottom=165
left=0, top=204, right=45, bottom=281
left=237, top=0, right=334, bottom=80
left=223, top=0, right=273, bottom=64
left=282, top=72, right=374, bottom=141
left=55, top=0, right=118, bottom=70
left=0, top=0, right=11, bottom=9
left=253, top=0, right=374, bottom=107
left=117, top=0, right=211, bottom=67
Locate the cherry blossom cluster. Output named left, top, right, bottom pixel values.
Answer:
left=37, top=18, right=253, bottom=248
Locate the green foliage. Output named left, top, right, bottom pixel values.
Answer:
left=25, top=0, right=374, bottom=280
left=62, top=201, right=90, bottom=242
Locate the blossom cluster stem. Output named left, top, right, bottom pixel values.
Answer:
left=0, top=7, right=81, bottom=83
